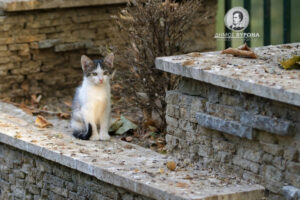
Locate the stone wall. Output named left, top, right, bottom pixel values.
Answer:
left=0, top=0, right=217, bottom=99
left=165, top=78, right=300, bottom=200
left=0, top=143, right=152, bottom=200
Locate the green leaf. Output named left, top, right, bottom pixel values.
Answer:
left=115, top=115, right=138, bottom=135
left=109, top=118, right=123, bottom=132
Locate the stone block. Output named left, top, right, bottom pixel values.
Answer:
left=287, top=161, right=300, bottom=174
left=264, top=165, right=283, bottom=182
left=165, top=116, right=178, bottom=128
left=38, top=39, right=60, bottom=49
left=285, top=172, right=300, bottom=188
left=0, top=38, right=14, bottom=45
left=260, top=143, right=283, bottom=157
left=232, top=156, right=260, bottom=173
left=212, top=139, right=236, bottom=153
left=198, top=145, right=213, bottom=157
left=196, top=112, right=253, bottom=139
left=9, top=43, right=29, bottom=51
left=240, top=112, right=294, bottom=135
left=242, top=149, right=263, bottom=163
left=282, top=185, right=300, bottom=200
left=284, top=148, right=298, bottom=161
left=54, top=40, right=93, bottom=52
left=206, top=102, right=237, bottom=120
left=272, top=156, right=286, bottom=171
left=14, top=35, right=46, bottom=43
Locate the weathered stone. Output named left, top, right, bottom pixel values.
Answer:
left=287, top=161, right=300, bottom=174
left=242, top=149, right=263, bottom=163
left=54, top=40, right=92, bottom=52
left=260, top=143, right=284, bottom=156
left=282, top=185, right=300, bottom=200
left=155, top=43, right=300, bottom=107
left=9, top=43, right=29, bottom=51
left=240, top=112, right=294, bottom=135
left=38, top=39, right=60, bottom=49
left=232, top=157, right=260, bottom=174
left=198, top=145, right=213, bottom=157
left=196, top=112, right=253, bottom=139
left=284, top=148, right=298, bottom=161
left=212, top=139, right=236, bottom=153
left=264, top=165, right=283, bottom=182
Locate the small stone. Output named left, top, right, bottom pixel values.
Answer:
left=282, top=185, right=300, bottom=200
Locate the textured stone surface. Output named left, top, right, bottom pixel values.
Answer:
left=240, top=112, right=294, bottom=135
left=282, top=186, right=300, bottom=200
left=156, top=43, right=300, bottom=107
left=0, top=102, right=265, bottom=200
left=196, top=112, right=253, bottom=139
left=164, top=78, right=300, bottom=199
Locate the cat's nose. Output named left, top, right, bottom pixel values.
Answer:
left=99, top=79, right=103, bottom=84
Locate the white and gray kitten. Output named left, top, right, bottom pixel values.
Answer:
left=71, top=53, right=114, bottom=141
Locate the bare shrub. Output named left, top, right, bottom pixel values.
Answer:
left=115, top=0, right=205, bottom=131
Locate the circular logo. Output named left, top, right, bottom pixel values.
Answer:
left=224, top=7, right=249, bottom=32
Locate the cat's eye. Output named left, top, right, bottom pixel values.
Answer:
left=103, top=70, right=108, bottom=75
left=92, top=72, right=97, bottom=76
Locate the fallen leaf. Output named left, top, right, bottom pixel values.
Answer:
left=57, top=112, right=70, bottom=119
left=125, top=136, right=133, bottom=142
left=31, top=94, right=42, bottom=104
left=166, top=161, right=176, bottom=171
left=30, top=140, right=37, bottom=143
left=35, top=115, right=53, bottom=128
left=134, top=168, right=139, bottom=173
left=21, top=81, right=29, bottom=91
left=175, top=182, right=189, bottom=188
left=182, top=60, right=195, bottom=66
left=187, top=52, right=202, bottom=57
left=14, top=132, right=22, bottom=139
left=184, top=175, right=193, bottom=180
left=63, top=100, right=72, bottom=108
left=159, top=168, right=165, bottom=174
left=222, top=44, right=257, bottom=59
left=115, top=115, right=137, bottom=135
left=109, top=118, right=123, bottom=132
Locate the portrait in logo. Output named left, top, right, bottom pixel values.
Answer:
left=224, top=7, right=249, bottom=31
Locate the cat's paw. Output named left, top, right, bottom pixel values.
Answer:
left=99, top=133, right=111, bottom=141
left=90, top=134, right=100, bottom=141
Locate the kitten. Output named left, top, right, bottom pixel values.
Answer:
left=71, top=53, right=114, bottom=141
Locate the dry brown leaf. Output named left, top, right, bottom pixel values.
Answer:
left=35, top=115, right=53, bottom=128
left=14, top=132, right=22, bottom=139
left=125, top=136, right=133, bottom=142
left=31, top=94, right=42, bottom=104
left=176, top=182, right=189, bottom=188
left=63, top=100, right=72, bottom=108
left=30, top=140, right=37, bottom=143
left=222, top=44, right=257, bottom=59
left=134, top=168, right=139, bottom=173
left=182, top=60, right=195, bottom=66
left=166, top=161, right=176, bottom=171
left=187, top=52, right=202, bottom=57
left=57, top=112, right=71, bottom=119
left=183, top=175, right=193, bottom=180
left=21, top=81, right=29, bottom=91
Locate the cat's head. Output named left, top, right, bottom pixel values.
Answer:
left=81, top=53, right=114, bottom=85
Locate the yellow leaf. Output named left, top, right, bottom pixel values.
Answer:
left=166, top=161, right=176, bottom=171
left=35, top=115, right=53, bottom=128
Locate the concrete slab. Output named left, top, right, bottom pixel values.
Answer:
left=155, top=43, right=300, bottom=107
left=0, top=102, right=264, bottom=200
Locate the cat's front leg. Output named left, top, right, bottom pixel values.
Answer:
left=99, top=108, right=111, bottom=141
left=82, top=107, right=100, bottom=141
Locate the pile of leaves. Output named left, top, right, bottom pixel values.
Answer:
left=115, top=0, right=205, bottom=132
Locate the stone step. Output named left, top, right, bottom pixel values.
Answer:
left=0, top=102, right=265, bottom=200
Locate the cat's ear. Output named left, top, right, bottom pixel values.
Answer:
left=104, top=53, right=114, bottom=68
left=81, top=55, right=93, bottom=71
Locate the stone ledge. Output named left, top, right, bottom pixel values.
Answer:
left=0, top=0, right=127, bottom=12
left=155, top=43, right=300, bottom=107
left=196, top=112, right=253, bottom=139
left=0, top=102, right=265, bottom=200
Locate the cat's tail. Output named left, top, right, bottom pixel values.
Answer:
left=72, top=123, right=92, bottom=140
